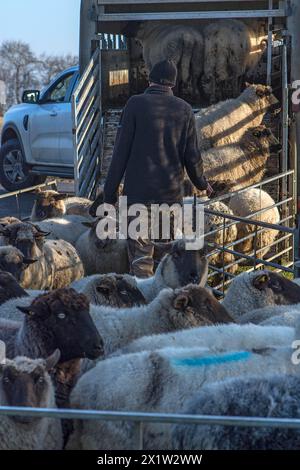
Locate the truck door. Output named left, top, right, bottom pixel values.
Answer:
left=29, top=71, right=75, bottom=165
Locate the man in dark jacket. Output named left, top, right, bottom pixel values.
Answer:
left=104, top=59, right=211, bottom=278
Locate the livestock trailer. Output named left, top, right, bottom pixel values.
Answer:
left=74, top=0, right=300, bottom=285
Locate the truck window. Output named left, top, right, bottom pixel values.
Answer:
left=43, top=73, right=74, bottom=103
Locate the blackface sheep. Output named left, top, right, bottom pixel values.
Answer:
left=0, top=351, right=63, bottom=450
left=68, top=345, right=297, bottom=450
left=136, top=22, right=204, bottom=99
left=195, top=84, right=279, bottom=151
left=0, top=217, right=21, bottom=246
left=222, top=270, right=300, bottom=320
left=89, top=285, right=233, bottom=358
left=202, top=20, right=267, bottom=103
left=229, top=188, right=280, bottom=258
left=71, top=273, right=146, bottom=307
left=172, top=374, right=300, bottom=450
left=121, top=322, right=294, bottom=356
left=31, top=189, right=92, bottom=221
left=0, top=246, right=37, bottom=284
left=0, top=222, right=84, bottom=289
left=202, top=126, right=282, bottom=195
left=0, top=271, right=28, bottom=305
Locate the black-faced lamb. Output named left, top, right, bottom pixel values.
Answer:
left=71, top=273, right=146, bottom=307
left=88, top=285, right=232, bottom=359
left=0, top=222, right=84, bottom=289
left=229, top=188, right=280, bottom=257
left=172, top=374, right=300, bottom=450
left=0, top=217, right=21, bottom=245
left=67, top=345, right=298, bottom=450
left=222, top=270, right=300, bottom=321
left=195, top=84, right=279, bottom=151
left=0, top=351, right=63, bottom=450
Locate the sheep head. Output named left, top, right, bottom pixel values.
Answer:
left=161, top=240, right=208, bottom=289
left=31, top=190, right=68, bottom=221
left=169, top=285, right=234, bottom=329
left=17, top=289, right=104, bottom=362
left=0, top=222, right=49, bottom=258
left=91, top=274, right=146, bottom=307
left=0, top=351, right=60, bottom=424
left=0, top=246, right=37, bottom=283
left=252, top=271, right=300, bottom=305
left=250, top=125, right=282, bottom=154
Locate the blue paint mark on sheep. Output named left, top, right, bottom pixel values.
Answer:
left=172, top=351, right=252, bottom=368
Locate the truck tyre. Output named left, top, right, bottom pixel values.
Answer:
left=0, top=139, right=46, bottom=192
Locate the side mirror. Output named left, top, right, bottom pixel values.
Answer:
left=22, top=90, right=40, bottom=104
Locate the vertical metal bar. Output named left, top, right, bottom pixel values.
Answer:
left=72, top=93, right=80, bottom=196
left=15, top=194, right=21, bottom=220
left=267, top=0, right=274, bottom=86
left=133, top=421, right=144, bottom=450
left=282, top=34, right=289, bottom=191
left=222, top=217, right=226, bottom=293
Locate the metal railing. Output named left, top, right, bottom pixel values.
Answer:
left=1, top=406, right=300, bottom=450
left=0, top=180, right=58, bottom=220
left=72, top=48, right=103, bottom=198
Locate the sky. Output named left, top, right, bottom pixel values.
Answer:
left=0, top=0, right=81, bottom=56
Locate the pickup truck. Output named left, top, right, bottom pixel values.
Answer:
left=0, top=66, right=79, bottom=191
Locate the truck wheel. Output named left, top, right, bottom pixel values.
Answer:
left=0, top=139, right=46, bottom=192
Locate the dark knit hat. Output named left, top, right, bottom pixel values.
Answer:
left=149, top=59, right=178, bottom=87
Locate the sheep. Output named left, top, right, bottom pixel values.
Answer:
left=0, top=289, right=103, bottom=416
left=172, top=374, right=300, bottom=450
left=236, top=304, right=300, bottom=327
left=67, top=345, right=298, bottom=450
left=195, top=84, right=279, bottom=151
left=202, top=20, right=267, bottom=104
left=136, top=22, right=204, bottom=99
left=120, top=322, right=295, bottom=356
left=34, top=215, right=90, bottom=247
left=222, top=270, right=300, bottom=321
left=134, top=241, right=209, bottom=302
left=87, top=285, right=232, bottom=360
left=203, top=200, right=238, bottom=272
left=201, top=126, right=282, bottom=195
left=0, top=222, right=84, bottom=289
left=71, top=273, right=146, bottom=307
left=0, top=351, right=63, bottom=450
left=0, top=271, right=28, bottom=305
left=229, top=188, right=280, bottom=258
left=0, top=246, right=37, bottom=284
left=30, top=189, right=92, bottom=221
left=0, top=217, right=20, bottom=246
left=0, top=288, right=103, bottom=362
left=75, top=219, right=129, bottom=275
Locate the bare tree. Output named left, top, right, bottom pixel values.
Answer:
left=0, top=40, right=43, bottom=106
left=40, top=54, right=78, bottom=85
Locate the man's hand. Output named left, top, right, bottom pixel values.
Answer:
left=206, top=182, right=214, bottom=198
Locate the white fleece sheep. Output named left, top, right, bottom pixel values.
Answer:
left=68, top=345, right=298, bottom=450
left=120, top=323, right=295, bottom=356
left=0, top=354, right=63, bottom=450
left=222, top=270, right=300, bottom=321
left=35, top=215, right=90, bottom=247
left=31, top=189, right=92, bottom=221
left=202, top=20, right=267, bottom=103
left=229, top=188, right=280, bottom=259
left=172, top=374, right=300, bottom=450
left=195, top=84, right=279, bottom=151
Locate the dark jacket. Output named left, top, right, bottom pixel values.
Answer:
left=104, top=86, right=207, bottom=205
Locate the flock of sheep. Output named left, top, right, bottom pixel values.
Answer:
left=137, top=19, right=268, bottom=103
left=0, top=187, right=299, bottom=449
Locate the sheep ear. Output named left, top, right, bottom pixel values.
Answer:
left=17, top=306, right=36, bottom=316
left=45, top=349, right=61, bottom=371
left=173, top=293, right=190, bottom=311
left=253, top=273, right=270, bottom=290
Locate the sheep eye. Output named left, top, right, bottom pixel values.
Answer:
left=37, top=376, right=44, bottom=385
left=3, top=377, right=10, bottom=384
left=120, top=291, right=129, bottom=296
left=57, top=313, right=66, bottom=320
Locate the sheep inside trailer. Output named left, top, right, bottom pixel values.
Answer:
left=74, top=0, right=298, bottom=283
